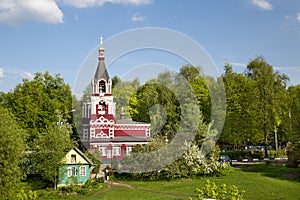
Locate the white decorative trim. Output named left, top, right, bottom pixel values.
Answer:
left=95, top=131, right=109, bottom=139
left=90, top=116, right=114, bottom=125
left=109, top=128, right=114, bottom=138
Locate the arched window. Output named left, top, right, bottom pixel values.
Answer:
left=99, top=80, right=106, bottom=93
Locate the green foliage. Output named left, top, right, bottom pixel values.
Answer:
left=0, top=107, right=25, bottom=199
left=16, top=187, right=37, bottom=200
left=129, top=81, right=180, bottom=139
left=35, top=181, right=105, bottom=199
left=221, top=57, right=290, bottom=153
left=246, top=57, right=288, bottom=156
left=112, top=77, right=140, bottom=119
left=85, top=150, right=101, bottom=174
left=0, top=71, right=74, bottom=148
left=128, top=65, right=212, bottom=141
left=180, top=143, right=229, bottom=176
left=121, top=138, right=229, bottom=180
left=287, top=85, right=300, bottom=140
left=33, top=123, right=75, bottom=189
left=223, top=150, right=263, bottom=160
left=268, top=150, right=287, bottom=159
left=193, top=180, right=245, bottom=200
left=221, top=64, right=258, bottom=145
left=180, top=65, right=211, bottom=123
left=222, top=149, right=286, bottom=160
left=286, top=140, right=300, bottom=168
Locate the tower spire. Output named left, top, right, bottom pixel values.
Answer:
left=94, top=36, right=109, bottom=82
left=100, top=36, right=103, bottom=45
left=98, top=36, right=105, bottom=60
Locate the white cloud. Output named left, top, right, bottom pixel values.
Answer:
left=0, top=68, right=33, bottom=90
left=0, top=0, right=152, bottom=25
left=61, top=0, right=153, bottom=8
left=131, top=12, right=145, bottom=22
left=275, top=66, right=300, bottom=71
left=251, top=0, right=273, bottom=11
left=0, top=0, right=63, bottom=25
left=20, top=71, right=34, bottom=79
left=221, top=62, right=247, bottom=68
left=297, top=13, right=300, bottom=23
left=0, top=68, right=4, bottom=78
left=0, top=68, right=4, bottom=83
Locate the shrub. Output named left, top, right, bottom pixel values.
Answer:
left=221, top=150, right=264, bottom=160
left=268, top=150, right=286, bottom=159
left=287, top=141, right=300, bottom=168
left=16, top=187, right=37, bottom=200
left=191, top=180, right=245, bottom=200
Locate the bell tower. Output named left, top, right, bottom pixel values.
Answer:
left=90, top=37, right=116, bottom=120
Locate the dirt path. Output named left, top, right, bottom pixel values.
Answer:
left=108, top=181, right=195, bottom=198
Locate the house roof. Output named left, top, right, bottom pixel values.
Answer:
left=116, top=118, right=150, bottom=125
left=65, top=147, right=94, bottom=165
left=90, top=136, right=150, bottom=143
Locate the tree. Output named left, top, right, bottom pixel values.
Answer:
left=1, top=72, right=74, bottom=148
left=246, top=57, right=288, bottom=156
left=221, top=64, right=258, bottom=146
left=112, top=78, right=139, bottom=119
left=285, top=85, right=300, bottom=167
left=179, top=65, right=202, bottom=82
left=0, top=107, right=25, bottom=199
left=287, top=85, right=300, bottom=140
left=129, top=81, right=180, bottom=139
left=189, top=77, right=211, bottom=123
left=33, top=122, right=75, bottom=189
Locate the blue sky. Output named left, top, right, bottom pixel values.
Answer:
left=1, top=0, right=300, bottom=94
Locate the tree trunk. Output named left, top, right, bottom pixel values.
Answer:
left=54, top=171, right=57, bottom=190
left=274, top=125, right=278, bottom=151
left=264, top=124, right=268, bottom=158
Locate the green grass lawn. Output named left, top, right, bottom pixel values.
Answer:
left=34, top=163, right=300, bottom=200
left=79, top=163, right=300, bottom=200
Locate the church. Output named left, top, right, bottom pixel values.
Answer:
left=81, top=39, right=151, bottom=164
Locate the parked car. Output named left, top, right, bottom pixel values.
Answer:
left=220, top=155, right=232, bottom=164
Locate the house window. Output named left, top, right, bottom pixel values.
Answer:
left=126, top=146, right=133, bottom=155
left=71, top=154, right=76, bottom=163
left=100, top=146, right=106, bottom=156
left=79, top=166, right=86, bottom=176
left=68, top=166, right=76, bottom=177
left=113, top=146, right=121, bottom=156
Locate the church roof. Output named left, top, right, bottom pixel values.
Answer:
left=90, top=136, right=149, bottom=143
left=94, top=52, right=109, bottom=81
left=116, top=119, right=149, bottom=125
left=94, top=38, right=109, bottom=81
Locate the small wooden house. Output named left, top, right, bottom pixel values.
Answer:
left=58, top=147, right=94, bottom=186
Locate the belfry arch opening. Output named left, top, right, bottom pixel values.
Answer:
left=99, top=80, right=106, bottom=93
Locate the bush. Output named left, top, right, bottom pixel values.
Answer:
left=287, top=141, right=300, bottom=168
left=16, top=187, right=37, bottom=200
left=221, top=150, right=264, bottom=160
left=268, top=150, right=286, bottom=159
left=35, top=181, right=105, bottom=199
left=191, top=180, right=245, bottom=200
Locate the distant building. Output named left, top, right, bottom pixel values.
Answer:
left=81, top=39, right=151, bottom=164
left=58, top=147, right=94, bottom=186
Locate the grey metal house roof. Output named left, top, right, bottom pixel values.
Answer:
left=116, top=119, right=149, bottom=124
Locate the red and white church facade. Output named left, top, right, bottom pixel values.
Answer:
left=81, top=40, right=151, bottom=164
